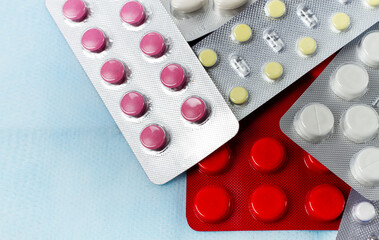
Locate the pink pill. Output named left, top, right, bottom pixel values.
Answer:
left=81, top=28, right=106, bottom=53
left=62, top=0, right=87, bottom=22
left=181, top=97, right=208, bottom=123
left=160, top=64, right=187, bottom=90
left=120, top=1, right=146, bottom=26
left=140, top=32, right=166, bottom=58
left=101, top=60, right=126, bottom=84
left=140, top=125, right=167, bottom=150
left=120, top=92, right=146, bottom=117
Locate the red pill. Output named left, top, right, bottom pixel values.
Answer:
left=194, top=186, right=232, bottom=223
left=250, top=138, right=287, bottom=173
left=305, top=184, right=345, bottom=222
left=304, top=154, right=330, bottom=174
left=198, top=145, right=231, bottom=175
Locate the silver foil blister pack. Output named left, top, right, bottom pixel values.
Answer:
left=193, top=0, right=379, bottom=121
left=337, top=190, right=379, bottom=240
left=46, top=0, right=239, bottom=185
left=159, top=0, right=256, bottom=41
left=280, top=23, right=379, bottom=200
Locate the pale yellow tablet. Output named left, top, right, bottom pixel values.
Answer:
left=232, top=24, right=253, bottom=43
left=265, top=0, right=286, bottom=19
left=332, top=13, right=350, bottom=32
left=198, top=49, right=218, bottom=68
left=229, top=87, right=249, bottom=105
left=264, top=62, right=283, bottom=81
left=298, top=37, right=317, bottom=56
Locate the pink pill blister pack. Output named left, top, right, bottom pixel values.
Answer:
left=46, top=0, right=239, bottom=184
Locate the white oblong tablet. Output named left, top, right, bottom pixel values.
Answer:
left=214, top=0, right=249, bottom=10
left=171, top=0, right=206, bottom=13
left=342, top=105, right=379, bottom=143
left=294, top=103, right=335, bottom=142
left=358, top=31, right=379, bottom=68
left=351, top=147, right=379, bottom=187
left=331, top=63, right=369, bottom=101
left=353, top=201, right=377, bottom=224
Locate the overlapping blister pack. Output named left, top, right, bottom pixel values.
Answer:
left=186, top=57, right=351, bottom=231
left=281, top=22, right=379, bottom=200
left=337, top=190, right=379, bottom=240
left=193, top=0, right=379, bottom=121
left=45, top=0, right=239, bottom=184
left=159, top=0, right=256, bottom=41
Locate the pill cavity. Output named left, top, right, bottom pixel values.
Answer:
left=263, top=29, right=285, bottom=53
left=230, top=55, right=251, bottom=77
left=297, top=4, right=318, bottom=29
left=351, top=147, right=379, bottom=187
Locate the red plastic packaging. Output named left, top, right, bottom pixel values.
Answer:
left=186, top=55, right=351, bottom=231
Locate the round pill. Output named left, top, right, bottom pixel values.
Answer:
left=265, top=0, right=286, bottom=19
left=181, top=97, right=208, bottom=123
left=331, top=63, right=369, bottom=101
left=342, top=105, right=379, bottom=143
left=365, top=0, right=379, bottom=7
left=298, top=37, right=317, bottom=57
left=249, top=185, right=288, bottom=222
left=140, top=125, right=167, bottom=151
left=198, top=145, right=231, bottom=175
left=305, top=184, right=345, bottom=221
left=214, top=0, right=249, bottom=10
left=140, top=32, right=166, bottom=58
left=304, top=154, right=330, bottom=174
left=100, top=60, right=126, bottom=84
left=250, top=138, right=286, bottom=173
left=194, top=186, right=232, bottom=223
left=232, top=24, right=252, bottom=43
left=351, top=147, right=379, bottom=187
left=264, top=62, right=283, bottom=81
left=358, top=31, right=379, bottom=68
left=229, top=87, right=248, bottom=105
left=160, top=64, right=187, bottom=90
left=171, top=0, right=206, bottom=13
left=62, top=0, right=87, bottom=22
left=198, top=49, right=218, bottom=68
left=294, top=103, right=334, bottom=142
left=120, top=1, right=146, bottom=26
left=353, top=202, right=377, bottom=223
left=81, top=28, right=106, bottom=53
left=120, top=92, right=146, bottom=117
left=332, top=12, right=351, bottom=32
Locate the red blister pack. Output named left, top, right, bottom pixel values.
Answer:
left=186, top=55, right=351, bottom=231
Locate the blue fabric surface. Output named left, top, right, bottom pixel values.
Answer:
left=0, top=1, right=337, bottom=239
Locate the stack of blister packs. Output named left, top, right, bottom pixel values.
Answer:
left=46, top=0, right=379, bottom=237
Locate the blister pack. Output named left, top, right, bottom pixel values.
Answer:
left=280, top=23, right=379, bottom=200
left=337, top=190, right=379, bottom=240
left=192, top=0, right=379, bottom=121
left=45, top=0, right=239, bottom=185
left=186, top=57, right=351, bottom=231
left=159, top=0, right=256, bottom=41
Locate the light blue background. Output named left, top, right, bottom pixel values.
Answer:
left=0, top=1, right=337, bottom=239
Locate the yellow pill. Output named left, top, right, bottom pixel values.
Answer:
left=265, top=0, right=286, bottom=19
left=332, top=13, right=351, bottom=32
left=366, top=0, right=379, bottom=7
left=229, top=87, right=249, bottom=105
left=198, top=49, right=218, bottom=68
left=232, top=24, right=253, bottom=43
left=264, top=62, right=283, bottom=81
left=298, top=37, right=317, bottom=56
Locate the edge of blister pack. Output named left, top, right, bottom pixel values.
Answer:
left=280, top=22, right=379, bottom=200
left=337, top=190, right=379, bottom=240
left=193, top=0, right=379, bottom=121
left=45, top=0, right=239, bottom=185
left=159, top=0, right=256, bottom=41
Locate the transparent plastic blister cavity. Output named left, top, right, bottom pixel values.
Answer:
left=280, top=23, right=379, bottom=200
left=193, top=0, right=379, bottom=121
left=159, top=0, right=256, bottom=41
left=337, top=190, right=379, bottom=240
left=46, top=0, right=239, bottom=185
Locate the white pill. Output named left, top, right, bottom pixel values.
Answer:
left=353, top=201, right=377, bottom=223
left=342, top=105, right=379, bottom=143
left=330, top=64, right=369, bottom=101
left=351, top=147, right=379, bottom=187
left=294, top=103, right=334, bottom=142
left=358, top=31, right=379, bottom=68
left=214, top=0, right=249, bottom=10
left=171, top=0, right=206, bottom=13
